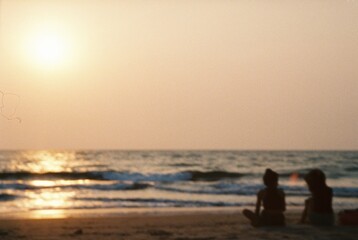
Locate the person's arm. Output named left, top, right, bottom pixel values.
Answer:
left=299, top=198, right=310, bottom=223
left=282, top=190, right=286, bottom=212
left=255, top=190, right=263, bottom=216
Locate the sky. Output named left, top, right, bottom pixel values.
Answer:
left=0, top=0, right=357, bottom=150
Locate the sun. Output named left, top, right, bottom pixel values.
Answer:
left=26, top=29, right=71, bottom=69
left=33, top=33, right=65, bottom=64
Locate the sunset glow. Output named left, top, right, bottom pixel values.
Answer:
left=24, top=28, right=72, bottom=70
left=1, top=1, right=358, bottom=149
left=0, top=2, right=357, bottom=236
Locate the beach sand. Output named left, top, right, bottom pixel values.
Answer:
left=0, top=209, right=357, bottom=240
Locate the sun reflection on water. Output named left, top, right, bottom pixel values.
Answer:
left=30, top=180, right=56, bottom=187
left=30, top=179, right=91, bottom=187
left=22, top=189, right=76, bottom=219
left=15, top=151, right=80, bottom=218
left=25, top=190, right=75, bottom=209
left=30, top=209, right=67, bottom=219
left=22, top=150, right=73, bottom=173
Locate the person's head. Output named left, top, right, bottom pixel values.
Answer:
left=263, top=168, right=279, bottom=188
left=304, top=169, right=327, bottom=193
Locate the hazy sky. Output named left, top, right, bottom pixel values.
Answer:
left=1, top=0, right=357, bottom=150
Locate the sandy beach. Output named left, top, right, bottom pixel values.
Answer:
left=0, top=209, right=357, bottom=240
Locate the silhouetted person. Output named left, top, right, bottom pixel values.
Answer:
left=242, top=168, right=286, bottom=227
left=299, top=169, right=334, bottom=226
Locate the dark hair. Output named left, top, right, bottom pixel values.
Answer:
left=304, top=169, right=327, bottom=193
left=263, top=168, right=279, bottom=188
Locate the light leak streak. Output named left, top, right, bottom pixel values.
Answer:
left=0, top=90, right=21, bottom=123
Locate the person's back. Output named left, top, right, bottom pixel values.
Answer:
left=262, top=187, right=286, bottom=211
left=300, top=169, right=335, bottom=226
left=259, top=187, right=286, bottom=226
left=243, top=169, right=286, bottom=227
left=311, top=186, right=333, bottom=214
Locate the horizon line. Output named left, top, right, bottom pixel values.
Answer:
left=0, top=148, right=357, bottom=152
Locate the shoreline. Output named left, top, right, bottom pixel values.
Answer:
left=0, top=206, right=246, bottom=219
left=0, top=206, right=350, bottom=220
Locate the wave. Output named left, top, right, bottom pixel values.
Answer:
left=189, top=171, right=245, bottom=181
left=0, top=171, right=106, bottom=180
left=156, top=184, right=358, bottom=198
left=0, top=169, right=357, bottom=199
left=0, top=181, right=152, bottom=191
left=169, top=163, right=200, bottom=167
left=102, top=171, right=191, bottom=182
left=0, top=193, right=19, bottom=201
left=77, top=182, right=151, bottom=191
left=156, top=184, right=297, bottom=197
left=2, top=179, right=356, bottom=198
left=345, top=166, right=358, bottom=172
left=0, top=182, right=37, bottom=190
left=0, top=170, right=245, bottom=182
left=105, top=170, right=245, bottom=182
left=72, top=197, right=243, bottom=207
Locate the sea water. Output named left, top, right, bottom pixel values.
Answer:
left=0, top=150, right=357, bottom=217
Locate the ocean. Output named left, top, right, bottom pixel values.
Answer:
left=0, top=150, right=357, bottom=217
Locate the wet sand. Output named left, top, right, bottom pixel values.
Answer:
left=0, top=210, right=357, bottom=240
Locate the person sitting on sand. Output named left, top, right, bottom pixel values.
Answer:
left=299, top=169, right=335, bottom=226
left=242, top=168, right=286, bottom=227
